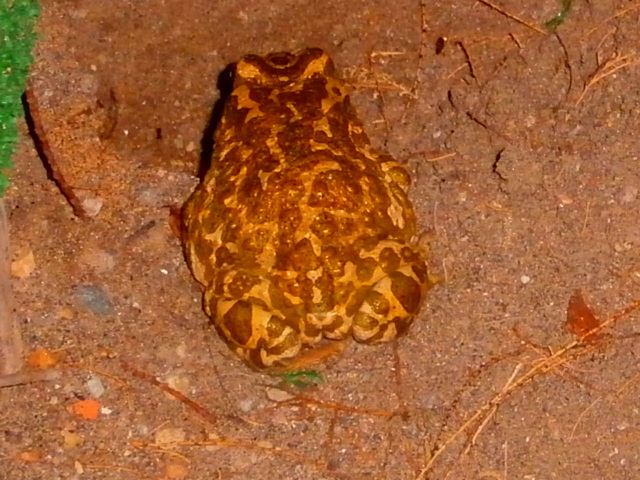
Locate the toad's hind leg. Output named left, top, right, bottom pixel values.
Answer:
left=351, top=243, right=432, bottom=343
left=204, top=288, right=303, bottom=369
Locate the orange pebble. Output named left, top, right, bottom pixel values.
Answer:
left=70, top=399, right=100, bottom=419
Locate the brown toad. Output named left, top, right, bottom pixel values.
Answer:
left=183, top=48, right=434, bottom=369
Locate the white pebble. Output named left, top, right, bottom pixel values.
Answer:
left=266, top=387, right=295, bottom=402
left=86, top=376, right=106, bottom=398
left=237, top=399, right=254, bottom=413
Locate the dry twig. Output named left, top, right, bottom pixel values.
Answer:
left=345, top=66, right=416, bottom=99
left=400, top=0, right=430, bottom=123
left=475, top=0, right=547, bottom=35
left=277, top=394, right=394, bottom=418
left=84, top=464, right=153, bottom=479
left=427, top=152, right=456, bottom=162
left=0, top=368, right=61, bottom=388
left=415, top=299, right=640, bottom=480
left=121, top=361, right=220, bottom=425
left=131, top=439, right=307, bottom=463
left=583, top=1, right=640, bottom=38
left=0, top=201, right=21, bottom=376
left=456, top=41, right=479, bottom=84
left=576, top=52, right=639, bottom=105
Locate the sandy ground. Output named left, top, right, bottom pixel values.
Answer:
left=2, top=1, right=640, bottom=479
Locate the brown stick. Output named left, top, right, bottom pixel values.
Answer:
left=0, top=368, right=61, bottom=388
left=0, top=200, right=22, bottom=376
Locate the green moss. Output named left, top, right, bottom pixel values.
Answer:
left=0, top=0, right=40, bottom=196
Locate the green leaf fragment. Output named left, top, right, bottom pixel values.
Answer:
left=545, top=0, right=578, bottom=31
left=278, top=370, right=325, bottom=389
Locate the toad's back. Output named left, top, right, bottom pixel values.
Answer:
left=183, top=48, right=433, bottom=369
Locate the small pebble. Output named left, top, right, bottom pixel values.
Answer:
left=556, top=193, right=573, bottom=205
left=614, top=242, right=631, bottom=253
left=81, top=197, right=103, bottom=217
left=520, top=275, right=531, bottom=284
left=78, top=247, right=115, bottom=273
left=237, top=398, right=254, bottom=413
left=266, top=387, right=295, bottom=402
left=619, top=185, right=638, bottom=204
left=85, top=376, right=105, bottom=398
left=136, top=187, right=166, bottom=207
left=165, top=374, right=190, bottom=396
left=617, top=421, right=630, bottom=430
left=11, top=249, right=36, bottom=278
left=74, top=285, right=115, bottom=316
left=62, top=430, right=83, bottom=448
left=175, top=342, right=187, bottom=359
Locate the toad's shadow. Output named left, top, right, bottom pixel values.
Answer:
left=198, top=62, right=236, bottom=179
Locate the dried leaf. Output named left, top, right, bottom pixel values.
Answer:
left=566, top=290, right=600, bottom=342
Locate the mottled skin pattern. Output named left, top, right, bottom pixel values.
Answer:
left=183, top=48, right=434, bottom=369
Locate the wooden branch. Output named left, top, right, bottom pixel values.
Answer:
left=0, top=199, right=23, bottom=375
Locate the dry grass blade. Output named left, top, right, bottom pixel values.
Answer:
left=583, top=1, right=640, bottom=38
left=569, top=398, right=600, bottom=440
left=400, top=0, right=430, bottom=123
left=85, top=464, right=153, bottom=479
left=278, top=394, right=394, bottom=418
left=475, top=0, right=547, bottom=34
left=425, top=152, right=456, bottom=163
left=345, top=66, right=416, bottom=98
left=576, top=53, right=639, bottom=105
left=131, top=439, right=308, bottom=463
left=415, top=299, right=640, bottom=480
left=456, top=41, right=479, bottom=84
